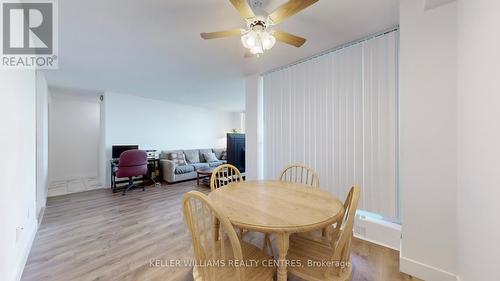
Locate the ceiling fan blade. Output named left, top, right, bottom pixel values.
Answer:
left=200, top=29, right=242, bottom=39
left=229, top=0, right=255, bottom=19
left=273, top=31, right=306, bottom=47
left=268, top=0, right=319, bottom=24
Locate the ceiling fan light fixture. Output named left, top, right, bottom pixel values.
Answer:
left=260, top=32, right=276, bottom=50
left=250, top=45, right=263, bottom=55
left=241, top=31, right=257, bottom=48
left=241, top=29, right=275, bottom=56
left=200, top=0, right=316, bottom=58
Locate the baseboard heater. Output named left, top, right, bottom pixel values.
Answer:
left=353, top=212, right=401, bottom=251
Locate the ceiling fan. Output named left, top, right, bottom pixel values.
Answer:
left=200, top=0, right=319, bottom=57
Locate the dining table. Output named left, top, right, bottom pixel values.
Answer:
left=208, top=180, right=345, bottom=281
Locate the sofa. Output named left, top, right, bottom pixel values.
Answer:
left=160, top=148, right=226, bottom=184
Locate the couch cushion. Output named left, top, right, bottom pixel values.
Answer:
left=199, top=149, right=212, bottom=162
left=167, top=151, right=187, bottom=165
left=212, top=148, right=225, bottom=160
left=220, top=150, right=227, bottom=160
left=175, top=165, right=195, bottom=174
left=183, top=149, right=200, bottom=163
left=192, top=163, right=210, bottom=170
left=209, top=161, right=225, bottom=168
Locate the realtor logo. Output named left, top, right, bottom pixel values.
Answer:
left=1, top=0, right=58, bottom=69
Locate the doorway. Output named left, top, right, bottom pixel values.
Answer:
left=47, top=88, right=102, bottom=196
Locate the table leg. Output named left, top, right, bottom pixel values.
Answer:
left=276, top=232, right=290, bottom=281
left=197, top=173, right=200, bottom=186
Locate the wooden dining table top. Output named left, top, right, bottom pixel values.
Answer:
left=208, top=180, right=345, bottom=233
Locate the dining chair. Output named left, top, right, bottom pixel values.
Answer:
left=210, top=164, right=247, bottom=239
left=182, top=191, right=275, bottom=281
left=279, top=163, right=320, bottom=188
left=264, top=163, right=323, bottom=252
left=210, top=164, right=243, bottom=191
left=286, top=186, right=360, bottom=281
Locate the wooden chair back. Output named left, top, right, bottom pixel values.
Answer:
left=182, top=191, right=245, bottom=281
left=328, top=186, right=360, bottom=277
left=210, top=164, right=243, bottom=191
left=279, top=163, right=320, bottom=188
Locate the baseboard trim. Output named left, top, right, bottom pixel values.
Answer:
left=400, top=255, right=458, bottom=281
left=37, top=206, right=45, bottom=227
left=14, top=221, right=37, bottom=281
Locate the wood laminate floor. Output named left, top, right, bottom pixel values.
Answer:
left=22, top=181, right=420, bottom=281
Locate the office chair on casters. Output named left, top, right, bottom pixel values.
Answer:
left=115, top=150, right=148, bottom=195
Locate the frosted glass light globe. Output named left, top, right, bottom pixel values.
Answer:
left=241, top=31, right=257, bottom=49
left=261, top=32, right=276, bottom=50
left=250, top=45, right=263, bottom=54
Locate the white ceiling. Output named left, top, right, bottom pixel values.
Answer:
left=44, top=0, right=399, bottom=112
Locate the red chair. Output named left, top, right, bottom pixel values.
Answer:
left=115, top=150, right=148, bottom=195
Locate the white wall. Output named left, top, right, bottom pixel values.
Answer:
left=103, top=91, right=240, bottom=185
left=244, top=75, right=264, bottom=180
left=0, top=70, right=38, bottom=281
left=399, top=1, right=458, bottom=280
left=35, top=72, right=49, bottom=218
left=239, top=112, right=246, bottom=133
left=457, top=1, right=500, bottom=280
left=48, top=89, right=101, bottom=192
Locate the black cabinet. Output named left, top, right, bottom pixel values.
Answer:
left=227, top=133, right=245, bottom=173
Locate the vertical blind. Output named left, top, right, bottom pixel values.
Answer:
left=263, top=31, right=398, bottom=219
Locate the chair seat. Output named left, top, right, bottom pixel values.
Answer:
left=115, top=165, right=147, bottom=178
left=193, top=238, right=275, bottom=281
left=287, top=232, right=352, bottom=281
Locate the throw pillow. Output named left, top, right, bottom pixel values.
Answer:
left=212, top=148, right=224, bottom=160
left=203, top=152, right=219, bottom=162
left=199, top=149, right=213, bottom=162
left=168, top=152, right=187, bottom=166
left=220, top=150, right=227, bottom=160
left=184, top=150, right=200, bottom=163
